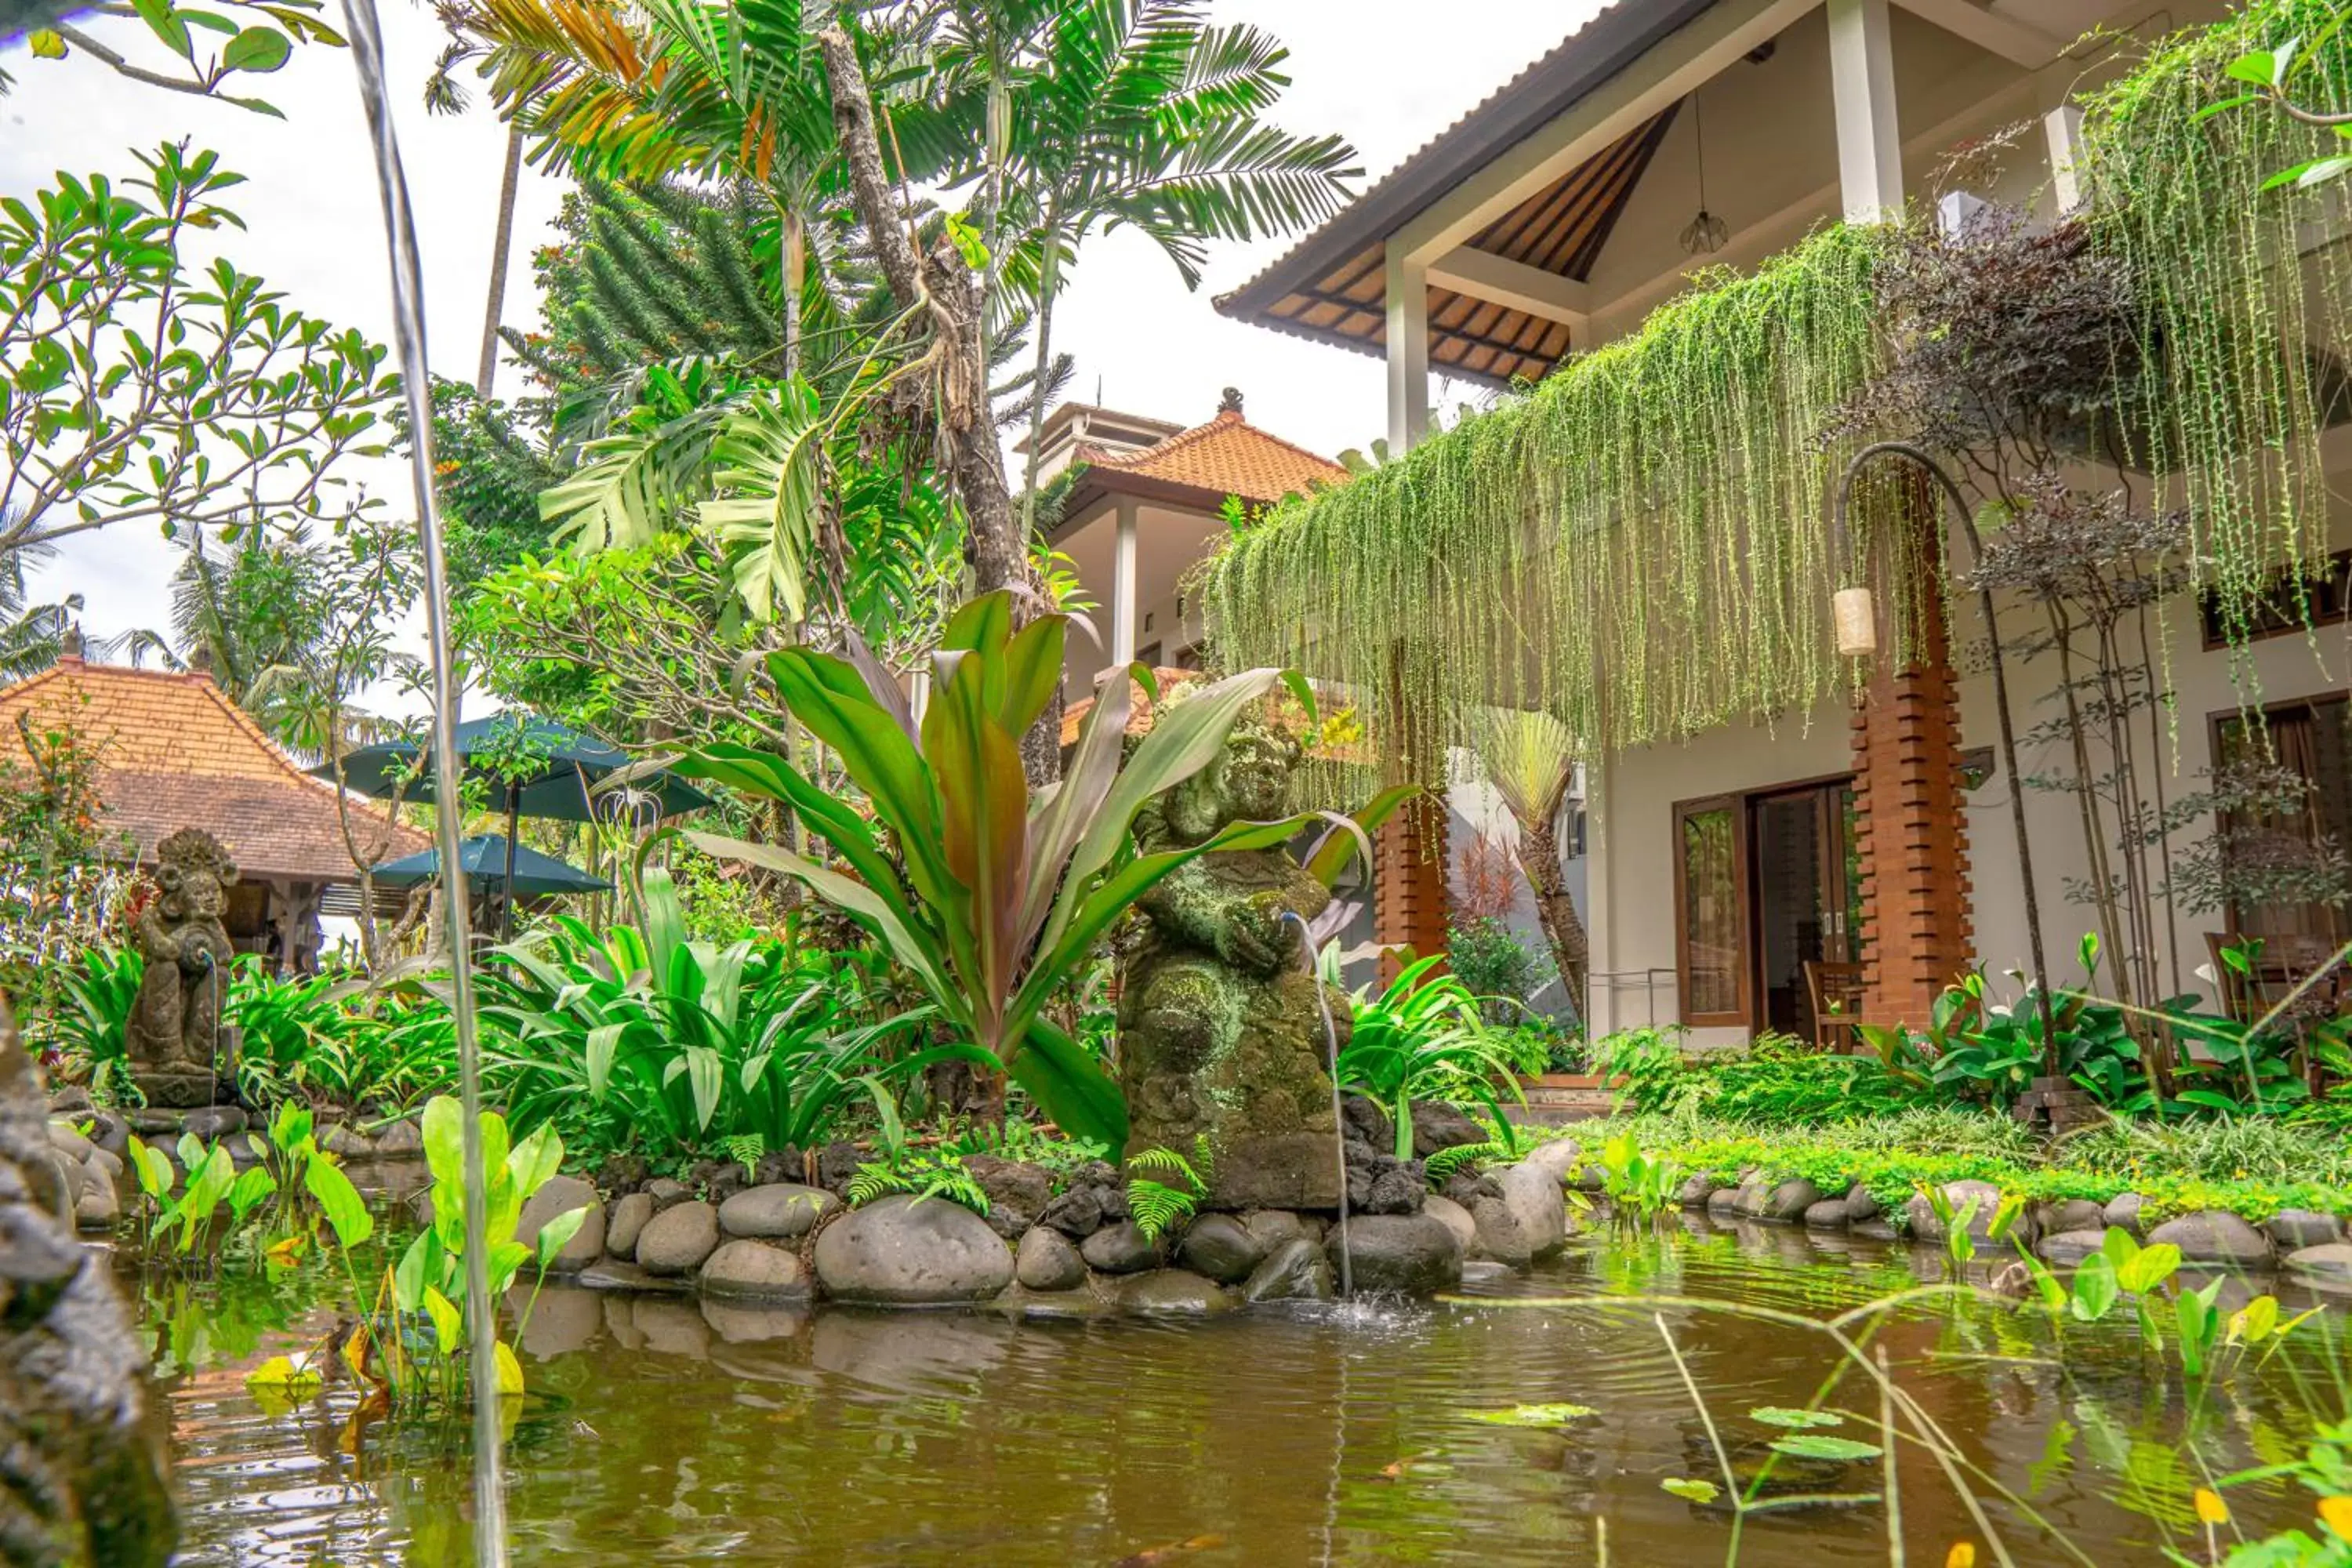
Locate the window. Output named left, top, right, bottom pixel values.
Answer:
left=1674, top=798, right=1748, bottom=1026
left=2200, top=548, right=2352, bottom=648
left=2212, top=693, right=2352, bottom=942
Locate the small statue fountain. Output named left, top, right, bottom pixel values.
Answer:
left=1119, top=719, right=1346, bottom=1210
left=124, top=827, right=239, bottom=1109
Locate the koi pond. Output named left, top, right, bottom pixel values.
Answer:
left=138, top=1211, right=2350, bottom=1566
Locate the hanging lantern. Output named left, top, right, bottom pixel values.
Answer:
left=1680, top=93, right=1730, bottom=257
left=1833, top=586, right=1878, bottom=658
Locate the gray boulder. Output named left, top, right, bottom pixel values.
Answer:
left=321, top=1123, right=376, bottom=1158
left=74, top=1179, right=121, bottom=1232
left=46, top=1122, right=94, bottom=1163
left=1421, top=1193, right=1477, bottom=1253
left=2037, top=1229, right=2110, bottom=1266
left=2101, top=1192, right=2147, bottom=1236
left=1014, top=1226, right=1087, bottom=1291
left=1738, top=1177, right=1821, bottom=1224
left=2282, top=1243, right=2352, bottom=1281
left=1115, top=1269, right=1237, bottom=1317
left=699, top=1239, right=808, bottom=1301
left=2034, top=1199, right=2104, bottom=1236
left=644, top=1177, right=693, bottom=1212
left=1905, top=1181, right=2032, bottom=1246
left=1242, top=1209, right=1315, bottom=1251
left=964, top=1156, right=1053, bottom=1240
left=2264, top=1210, right=2343, bottom=1250
left=1327, top=1211, right=1462, bottom=1295
left=1467, top=1195, right=1533, bottom=1269
left=517, top=1176, right=605, bottom=1274
left=2147, top=1210, right=2273, bottom=1267
left=1802, top=1199, right=1850, bottom=1229
left=636, top=1200, right=720, bottom=1277
left=1706, top=1188, right=1742, bottom=1218
left=1521, top=1139, right=1582, bottom=1186
left=375, top=1119, right=424, bottom=1156
left=1676, top=1174, right=1717, bottom=1208
left=605, top=1192, right=655, bottom=1261
left=1496, top=1162, right=1567, bottom=1258
left=1174, top=1213, right=1265, bottom=1284
left=1408, top=1100, right=1487, bottom=1157
left=717, top=1183, right=837, bottom=1241
left=1844, top=1184, right=1882, bottom=1222
left=1038, top=1185, right=1105, bottom=1240
left=1080, top=1220, right=1160, bottom=1276
left=1242, top=1236, right=1334, bottom=1302
left=813, top=1195, right=1013, bottom=1304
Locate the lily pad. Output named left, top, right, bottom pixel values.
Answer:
left=1468, top=1402, right=1599, bottom=1427
left=1769, top=1435, right=1884, bottom=1463
left=1661, top=1477, right=1720, bottom=1504
left=1750, top=1406, right=1845, bottom=1430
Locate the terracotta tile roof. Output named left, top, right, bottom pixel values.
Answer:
left=1058, top=669, right=1368, bottom=767
left=1085, top=406, right=1348, bottom=508
left=0, top=658, right=426, bottom=883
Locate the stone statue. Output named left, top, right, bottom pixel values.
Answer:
left=0, top=1000, right=177, bottom=1563
left=1118, top=719, right=1346, bottom=1210
left=125, top=827, right=238, bottom=1109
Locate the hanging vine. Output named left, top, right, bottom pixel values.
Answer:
left=1199, top=222, right=1893, bottom=787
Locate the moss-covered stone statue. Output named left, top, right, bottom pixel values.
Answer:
left=125, top=827, right=238, bottom=1109
left=1119, top=720, right=1345, bottom=1210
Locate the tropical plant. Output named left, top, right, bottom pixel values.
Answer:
left=475, top=870, right=946, bottom=1160
left=0, top=144, right=397, bottom=561
left=1444, top=916, right=1551, bottom=1025
left=847, top=1148, right=991, bottom=1215
left=40, top=946, right=143, bottom=1084
left=122, top=1102, right=374, bottom=1272
left=1333, top=953, right=1526, bottom=1160
left=674, top=590, right=1342, bottom=1147
left=1593, top=1132, right=1681, bottom=1223
left=1126, top=1134, right=1211, bottom=1243
left=1465, top=708, right=1589, bottom=1017
left=5, top=0, right=341, bottom=112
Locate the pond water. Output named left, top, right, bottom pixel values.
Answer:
left=140, top=1216, right=2347, bottom=1566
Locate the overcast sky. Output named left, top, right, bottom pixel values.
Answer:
left=1, top=0, right=1602, bottom=679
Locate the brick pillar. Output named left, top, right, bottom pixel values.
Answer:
left=1374, top=790, right=1450, bottom=983
left=1850, top=580, right=1973, bottom=1028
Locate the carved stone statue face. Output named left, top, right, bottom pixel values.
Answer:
left=1165, top=723, right=1298, bottom=840
left=151, top=829, right=234, bottom=924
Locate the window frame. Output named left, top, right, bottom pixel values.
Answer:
left=1672, top=793, right=1753, bottom=1028
left=2205, top=688, right=2352, bottom=940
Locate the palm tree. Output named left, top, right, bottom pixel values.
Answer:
left=1471, top=708, right=1592, bottom=1023
left=0, top=528, right=167, bottom=678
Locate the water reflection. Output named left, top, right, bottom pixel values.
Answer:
left=143, top=1218, right=2346, bottom=1566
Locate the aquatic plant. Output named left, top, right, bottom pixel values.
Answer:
left=123, top=1102, right=374, bottom=1270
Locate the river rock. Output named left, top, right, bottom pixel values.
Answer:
left=2100, top=1192, right=2147, bottom=1236
left=1174, top=1213, right=1265, bottom=1283
left=1676, top=1174, right=1716, bottom=1208
left=375, top=1119, right=424, bottom=1156
left=813, top=1195, right=1013, bottom=1304
left=2034, top=1200, right=2104, bottom=1236
left=1014, top=1226, right=1087, bottom=1291
left=1409, top=1100, right=1487, bottom=1156
left=1243, top=1209, right=1314, bottom=1250
left=1496, top=1162, right=1567, bottom=1258
left=1467, top=1194, right=1533, bottom=1269
left=2037, top=1229, right=2110, bottom=1266
left=964, top=1157, right=1053, bottom=1240
left=2147, top=1210, right=2273, bottom=1267
left=1328, top=1211, right=1462, bottom=1295
left=1080, top=1220, right=1160, bottom=1276
left=1521, top=1138, right=1582, bottom=1186
left=1905, top=1181, right=2032, bottom=1245
left=1802, top=1199, right=1850, bottom=1229
left=1737, top=1176, right=1821, bottom=1224
left=1422, top=1193, right=1477, bottom=1252
left=517, top=1176, right=605, bottom=1274
left=2264, top=1210, right=2343, bottom=1250
left=606, top=1192, right=654, bottom=1261
left=1706, top=1187, right=1741, bottom=1218
left=1242, top=1236, right=1333, bottom=1302
left=2283, top=1243, right=2352, bottom=1281
left=86, top=1146, right=123, bottom=1184
left=321, top=1123, right=376, bottom=1158
left=75, top=1179, right=122, bottom=1231
left=717, top=1183, right=837, bottom=1241
left=1845, top=1184, right=1882, bottom=1222
left=644, top=1177, right=693, bottom=1212
left=699, top=1240, right=808, bottom=1301
left=85, top=1112, right=129, bottom=1159
left=636, top=1200, right=720, bottom=1277
left=46, top=1121, right=94, bottom=1163
left=1038, top=1185, right=1105, bottom=1240
left=1116, top=1269, right=1237, bottom=1317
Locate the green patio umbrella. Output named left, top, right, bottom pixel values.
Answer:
left=369, top=833, right=614, bottom=899
left=315, top=713, right=712, bottom=935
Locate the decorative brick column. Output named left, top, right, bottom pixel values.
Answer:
left=1849, top=583, right=1973, bottom=1029
left=1374, top=790, right=1450, bottom=983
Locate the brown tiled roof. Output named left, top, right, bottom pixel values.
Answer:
left=0, top=658, right=426, bottom=883
left=1060, top=668, right=1207, bottom=749
left=1083, top=407, right=1349, bottom=509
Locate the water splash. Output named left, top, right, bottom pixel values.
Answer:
left=1283, top=913, right=1351, bottom=1301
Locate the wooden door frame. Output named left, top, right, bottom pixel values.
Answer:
left=2206, top=687, right=2351, bottom=940
left=1674, top=771, right=1857, bottom=1031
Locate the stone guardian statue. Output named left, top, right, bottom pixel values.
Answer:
left=125, top=827, right=238, bottom=1109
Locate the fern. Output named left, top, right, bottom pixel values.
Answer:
left=1423, top=1141, right=1508, bottom=1186
left=717, top=1133, right=764, bottom=1180
left=1126, top=1135, right=1214, bottom=1243
left=846, top=1152, right=991, bottom=1216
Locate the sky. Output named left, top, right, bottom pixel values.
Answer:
left=1, top=0, right=1605, bottom=675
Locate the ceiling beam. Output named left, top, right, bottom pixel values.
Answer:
left=1887, top=0, right=2064, bottom=67
left=1426, top=248, right=1593, bottom=328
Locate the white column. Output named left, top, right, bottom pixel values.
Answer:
left=1385, top=249, right=1431, bottom=452
left=2044, top=103, right=2088, bottom=216
left=1828, top=0, right=1904, bottom=223
left=1110, top=499, right=1139, bottom=667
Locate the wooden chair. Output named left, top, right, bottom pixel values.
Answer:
left=1803, top=960, right=1867, bottom=1052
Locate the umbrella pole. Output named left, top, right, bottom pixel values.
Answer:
left=502, top=785, right=521, bottom=941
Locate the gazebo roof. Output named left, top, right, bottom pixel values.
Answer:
left=0, top=656, right=426, bottom=884
left=1059, top=394, right=1349, bottom=519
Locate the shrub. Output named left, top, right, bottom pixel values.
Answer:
left=1336, top=953, right=1528, bottom=1156
left=1445, top=916, right=1552, bottom=1024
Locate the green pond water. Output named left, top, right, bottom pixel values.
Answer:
left=135, top=1215, right=2349, bottom=1566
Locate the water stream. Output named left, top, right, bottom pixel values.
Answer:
left=1285, top=910, right=1352, bottom=1301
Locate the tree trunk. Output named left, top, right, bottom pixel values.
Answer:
left=1516, top=815, right=1590, bottom=1026
left=1018, top=230, right=1060, bottom=538
left=817, top=24, right=1054, bottom=782
left=476, top=122, right=527, bottom=399
left=781, top=206, right=804, bottom=379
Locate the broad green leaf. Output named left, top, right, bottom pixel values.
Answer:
left=533, top=1206, right=588, bottom=1269
left=1769, top=1436, right=1883, bottom=1462
left=506, top=1122, right=564, bottom=1200
left=226, top=1164, right=275, bottom=1225
left=394, top=1231, right=434, bottom=1312
left=305, top=1156, right=375, bottom=1248
left=1661, top=1478, right=1719, bottom=1504
left=2070, top=1252, right=2119, bottom=1322
left=421, top=1286, right=463, bottom=1352
left=1007, top=1018, right=1123, bottom=1148
left=245, top=1353, right=321, bottom=1393
left=222, top=24, right=291, bottom=71
left=2118, top=1243, right=2180, bottom=1296
left=1750, top=1407, right=1844, bottom=1430
left=422, top=1095, right=464, bottom=1190
left=1468, top=1403, right=1598, bottom=1426
left=494, top=1338, right=525, bottom=1396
